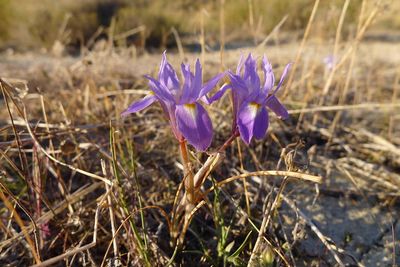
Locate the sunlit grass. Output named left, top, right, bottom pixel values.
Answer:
left=1, top=0, right=400, bottom=266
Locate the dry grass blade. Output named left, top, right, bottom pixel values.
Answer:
left=99, top=205, right=172, bottom=267
left=281, top=193, right=348, bottom=267
left=319, top=0, right=350, bottom=99
left=213, top=170, right=322, bottom=190
left=177, top=200, right=206, bottom=247
left=29, top=205, right=101, bottom=267
left=193, top=152, right=224, bottom=188
left=0, top=189, right=41, bottom=264
left=101, top=160, right=119, bottom=261
left=22, top=109, right=112, bottom=186
left=283, top=0, right=320, bottom=98
left=255, top=15, right=288, bottom=50
left=114, top=25, right=146, bottom=41
left=357, top=128, right=400, bottom=157
left=171, top=27, right=185, bottom=62
left=0, top=182, right=102, bottom=250
left=388, top=67, right=400, bottom=140
left=247, top=178, right=289, bottom=266
left=288, top=102, right=400, bottom=114
left=0, top=80, right=28, bottom=174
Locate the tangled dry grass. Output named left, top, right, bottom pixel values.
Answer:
left=1, top=1, right=400, bottom=266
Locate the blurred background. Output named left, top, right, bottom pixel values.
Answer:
left=0, top=0, right=399, bottom=53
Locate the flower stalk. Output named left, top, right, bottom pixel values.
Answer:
left=179, top=140, right=196, bottom=204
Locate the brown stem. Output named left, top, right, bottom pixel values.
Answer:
left=179, top=140, right=195, bottom=203
left=217, top=130, right=240, bottom=152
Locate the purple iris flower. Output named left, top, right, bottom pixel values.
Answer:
left=209, top=54, right=291, bottom=144
left=323, top=55, right=336, bottom=70
left=121, top=52, right=224, bottom=151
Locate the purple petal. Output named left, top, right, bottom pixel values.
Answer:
left=229, top=72, right=248, bottom=93
left=229, top=72, right=250, bottom=113
left=205, top=83, right=231, bottom=104
left=193, top=59, right=202, bottom=94
left=158, top=51, right=168, bottom=80
left=323, top=55, right=335, bottom=70
left=145, top=75, right=175, bottom=103
left=159, top=52, right=180, bottom=91
left=181, top=63, right=192, bottom=77
left=165, top=64, right=180, bottom=93
left=243, top=54, right=260, bottom=87
left=175, top=102, right=213, bottom=151
left=274, top=63, right=292, bottom=93
left=121, top=94, right=156, bottom=116
left=243, top=54, right=257, bottom=78
left=253, top=106, right=269, bottom=139
left=180, top=63, right=198, bottom=103
left=261, top=55, right=275, bottom=93
left=200, top=95, right=212, bottom=105
left=237, top=101, right=262, bottom=144
left=265, top=95, right=289, bottom=119
left=166, top=105, right=183, bottom=140
left=198, top=72, right=225, bottom=99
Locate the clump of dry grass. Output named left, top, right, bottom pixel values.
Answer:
left=1, top=0, right=400, bottom=51
left=1, top=0, right=400, bottom=266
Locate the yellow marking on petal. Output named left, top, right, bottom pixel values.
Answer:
left=248, top=102, right=260, bottom=117
left=249, top=102, right=260, bottom=109
left=184, top=103, right=197, bottom=120
left=148, top=91, right=155, bottom=96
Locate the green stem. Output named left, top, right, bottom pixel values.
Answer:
left=110, top=125, right=150, bottom=266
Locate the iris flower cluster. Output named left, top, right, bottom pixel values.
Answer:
left=122, top=52, right=291, bottom=151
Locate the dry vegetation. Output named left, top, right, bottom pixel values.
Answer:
left=1, top=0, right=400, bottom=266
